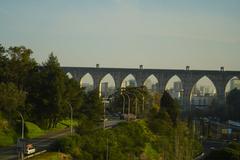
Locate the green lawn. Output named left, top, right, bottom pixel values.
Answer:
left=0, top=128, right=16, bottom=147
left=28, top=152, right=71, bottom=160
left=0, top=116, right=17, bottom=147
left=26, top=119, right=77, bottom=138
left=50, top=119, right=78, bottom=131
left=25, top=122, right=45, bottom=139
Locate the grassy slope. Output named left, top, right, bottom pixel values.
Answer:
left=25, top=122, right=45, bottom=139
left=0, top=119, right=77, bottom=147
left=26, top=119, right=77, bottom=138
left=0, top=116, right=17, bottom=147
left=0, top=128, right=16, bottom=147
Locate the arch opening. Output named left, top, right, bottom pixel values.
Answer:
left=225, top=77, right=240, bottom=97
left=165, top=75, right=183, bottom=100
left=143, top=74, right=159, bottom=93
left=121, top=74, right=137, bottom=88
left=99, top=74, right=116, bottom=98
left=190, top=76, right=217, bottom=110
left=80, top=73, right=94, bottom=92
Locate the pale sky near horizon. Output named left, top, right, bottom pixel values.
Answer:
left=1, top=0, right=240, bottom=70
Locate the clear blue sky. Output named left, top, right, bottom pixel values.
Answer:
left=1, top=0, right=240, bottom=70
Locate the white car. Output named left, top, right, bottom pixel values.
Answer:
left=25, top=144, right=36, bottom=155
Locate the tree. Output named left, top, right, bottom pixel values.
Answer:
left=80, top=90, right=103, bottom=122
left=63, top=77, right=84, bottom=119
left=41, top=53, right=66, bottom=128
left=226, top=89, right=240, bottom=121
left=28, top=53, right=67, bottom=128
left=0, top=44, right=9, bottom=83
left=0, top=82, right=26, bottom=122
left=6, top=46, right=37, bottom=89
left=160, top=91, right=180, bottom=126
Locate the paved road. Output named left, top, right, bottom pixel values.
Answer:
left=0, top=128, right=71, bottom=160
left=0, top=119, right=124, bottom=160
left=105, top=119, right=125, bottom=128
left=194, top=139, right=227, bottom=160
left=203, top=139, right=226, bottom=153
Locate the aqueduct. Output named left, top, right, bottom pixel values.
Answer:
left=62, top=66, right=240, bottom=110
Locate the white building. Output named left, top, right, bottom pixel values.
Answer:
left=101, top=82, right=108, bottom=97
left=173, top=81, right=182, bottom=92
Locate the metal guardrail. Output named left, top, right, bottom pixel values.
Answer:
left=24, top=150, right=47, bottom=159
left=194, top=152, right=205, bottom=160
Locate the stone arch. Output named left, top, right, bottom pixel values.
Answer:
left=225, top=76, right=240, bottom=96
left=80, top=73, right=94, bottom=91
left=165, top=75, right=183, bottom=99
left=98, top=73, right=116, bottom=97
left=193, top=75, right=217, bottom=95
left=121, top=74, right=137, bottom=88
left=143, top=74, right=159, bottom=92
left=190, top=75, right=217, bottom=109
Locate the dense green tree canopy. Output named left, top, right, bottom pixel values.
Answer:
left=0, top=82, right=26, bottom=120
left=160, top=91, right=180, bottom=126
left=226, top=89, right=240, bottom=121
left=0, top=44, right=87, bottom=129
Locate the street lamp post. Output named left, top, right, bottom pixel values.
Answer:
left=120, top=94, right=126, bottom=114
left=124, top=94, right=131, bottom=121
left=134, top=95, right=137, bottom=116
left=135, top=89, right=145, bottom=114
left=126, top=92, right=138, bottom=115
left=17, top=111, right=24, bottom=160
left=68, top=103, right=73, bottom=135
left=104, top=102, right=106, bottom=129
left=142, top=96, right=145, bottom=113
left=102, top=98, right=110, bottom=129
left=17, top=111, right=24, bottom=139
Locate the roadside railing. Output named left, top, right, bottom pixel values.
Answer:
left=24, top=150, right=47, bottom=159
